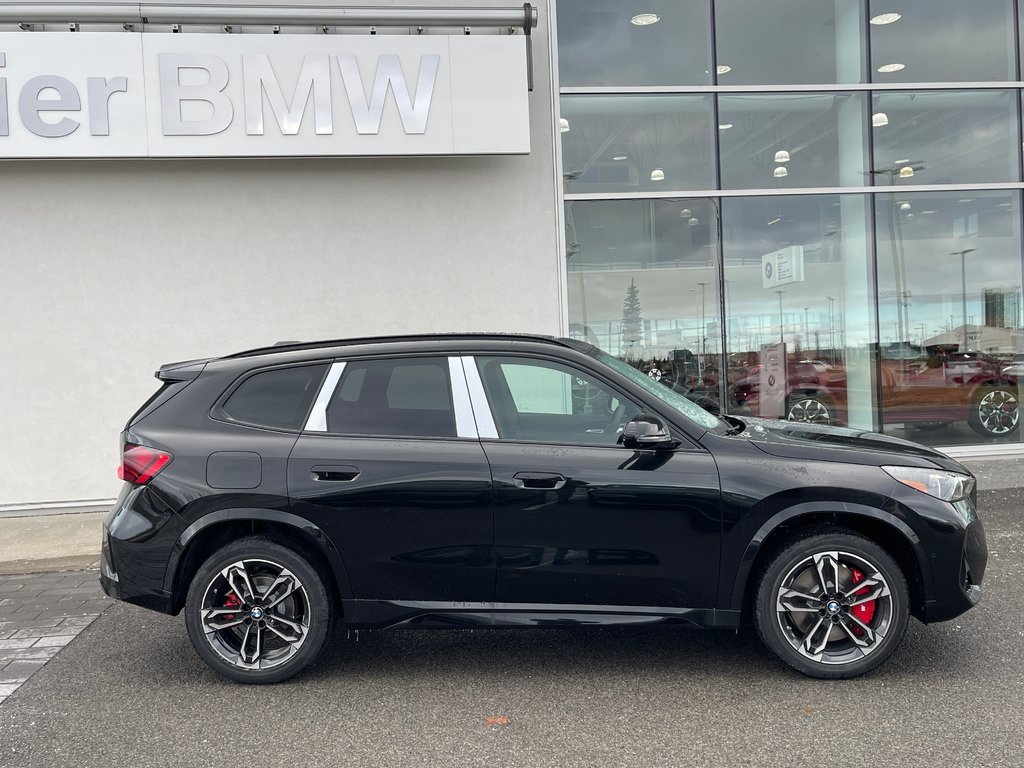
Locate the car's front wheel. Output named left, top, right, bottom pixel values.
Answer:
left=786, top=394, right=833, bottom=425
left=968, top=386, right=1020, bottom=438
left=754, top=531, right=909, bottom=679
left=184, top=537, right=334, bottom=684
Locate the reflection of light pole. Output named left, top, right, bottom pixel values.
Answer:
left=826, top=296, right=836, bottom=364
left=803, top=307, right=810, bottom=353
left=690, top=281, right=710, bottom=377
left=951, top=248, right=977, bottom=351
left=870, top=162, right=925, bottom=349
left=775, top=290, right=785, bottom=344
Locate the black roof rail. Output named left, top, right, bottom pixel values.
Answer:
left=226, top=333, right=567, bottom=359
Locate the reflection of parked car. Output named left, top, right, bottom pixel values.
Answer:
left=730, top=351, right=1019, bottom=438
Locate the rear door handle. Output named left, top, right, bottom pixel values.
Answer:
left=311, top=465, right=360, bottom=482
left=513, top=471, right=566, bottom=490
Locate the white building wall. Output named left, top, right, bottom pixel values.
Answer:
left=0, top=1, right=560, bottom=507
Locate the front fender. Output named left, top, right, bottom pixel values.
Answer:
left=726, top=501, right=930, bottom=611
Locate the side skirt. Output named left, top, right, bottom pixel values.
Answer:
left=339, top=600, right=741, bottom=630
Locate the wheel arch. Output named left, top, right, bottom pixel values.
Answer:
left=164, top=508, right=352, bottom=614
left=729, top=502, right=932, bottom=622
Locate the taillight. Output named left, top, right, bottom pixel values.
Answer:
left=118, top=443, right=173, bottom=485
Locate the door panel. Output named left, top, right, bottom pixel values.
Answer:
left=484, top=442, right=722, bottom=608
left=288, top=435, right=493, bottom=602
left=470, top=354, right=723, bottom=609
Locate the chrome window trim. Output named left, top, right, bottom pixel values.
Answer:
left=459, top=356, right=499, bottom=439
left=304, top=361, right=346, bottom=433
left=448, top=356, right=479, bottom=439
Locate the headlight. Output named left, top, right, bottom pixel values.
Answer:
left=882, top=466, right=975, bottom=502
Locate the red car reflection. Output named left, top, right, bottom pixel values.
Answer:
left=730, top=351, right=1020, bottom=438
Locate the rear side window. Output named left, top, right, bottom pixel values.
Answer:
left=222, top=364, right=328, bottom=430
left=326, top=358, right=455, bottom=437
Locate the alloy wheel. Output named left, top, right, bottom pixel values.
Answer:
left=786, top=397, right=832, bottom=425
left=975, top=389, right=1019, bottom=436
left=199, top=558, right=311, bottom=671
left=775, top=550, right=893, bottom=666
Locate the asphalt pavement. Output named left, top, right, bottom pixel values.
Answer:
left=0, top=482, right=1022, bottom=768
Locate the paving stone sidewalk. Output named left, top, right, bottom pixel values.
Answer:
left=0, top=570, right=109, bottom=705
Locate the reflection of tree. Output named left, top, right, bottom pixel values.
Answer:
left=621, top=278, right=643, bottom=360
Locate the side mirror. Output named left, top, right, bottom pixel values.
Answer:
left=619, top=413, right=676, bottom=450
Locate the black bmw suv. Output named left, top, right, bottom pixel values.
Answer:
left=101, top=334, right=987, bottom=683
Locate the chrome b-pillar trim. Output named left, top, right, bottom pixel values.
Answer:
left=304, top=361, right=346, bottom=432
left=460, top=356, right=498, bottom=439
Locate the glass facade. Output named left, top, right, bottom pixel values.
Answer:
left=557, top=0, right=1024, bottom=447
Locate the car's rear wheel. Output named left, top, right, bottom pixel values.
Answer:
left=968, top=386, right=1020, bottom=438
left=755, top=531, right=909, bottom=679
left=786, top=395, right=833, bottom=425
left=185, top=537, right=334, bottom=684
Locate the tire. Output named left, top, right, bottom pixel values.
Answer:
left=967, top=386, right=1020, bottom=438
left=786, top=395, right=833, bottom=425
left=184, top=536, right=334, bottom=684
left=754, top=530, right=909, bottom=679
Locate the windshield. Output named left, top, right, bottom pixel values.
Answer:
left=587, top=348, right=727, bottom=433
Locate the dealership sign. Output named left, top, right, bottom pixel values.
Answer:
left=0, top=32, right=530, bottom=157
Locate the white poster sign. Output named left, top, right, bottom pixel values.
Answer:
left=759, top=342, right=788, bottom=419
left=761, top=245, right=805, bottom=288
left=0, top=32, right=530, bottom=157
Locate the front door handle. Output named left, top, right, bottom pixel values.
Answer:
left=513, top=471, right=567, bottom=490
left=311, top=465, right=360, bottom=482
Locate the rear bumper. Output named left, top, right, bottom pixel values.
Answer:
left=99, top=488, right=178, bottom=615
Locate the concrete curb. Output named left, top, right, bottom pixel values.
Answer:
left=0, top=512, right=105, bottom=576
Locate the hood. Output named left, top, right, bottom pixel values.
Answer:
left=728, top=415, right=967, bottom=471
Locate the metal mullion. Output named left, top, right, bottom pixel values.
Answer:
left=559, top=82, right=1024, bottom=96
left=564, top=182, right=1024, bottom=202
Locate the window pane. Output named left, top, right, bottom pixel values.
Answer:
left=871, top=91, right=1019, bottom=185
left=326, top=359, right=455, bottom=437
left=556, top=0, right=710, bottom=87
left=874, top=190, right=1023, bottom=445
left=561, top=95, right=714, bottom=194
left=870, top=0, right=1014, bottom=83
left=475, top=357, right=640, bottom=444
left=222, top=365, right=328, bottom=431
left=721, top=195, right=877, bottom=431
left=718, top=93, right=868, bottom=189
left=715, top=0, right=865, bottom=85
left=567, top=198, right=719, bottom=361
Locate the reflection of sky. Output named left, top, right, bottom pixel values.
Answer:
left=870, top=0, right=1014, bottom=82
left=556, top=0, right=709, bottom=86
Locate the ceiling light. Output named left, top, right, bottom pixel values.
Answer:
left=872, top=112, right=889, bottom=127
left=612, top=155, right=628, bottom=161
left=630, top=12, right=660, bottom=26
left=958, top=198, right=974, bottom=203
left=650, top=168, right=665, bottom=181
left=870, top=12, right=901, bottom=25
left=688, top=217, right=699, bottom=226
left=774, top=150, right=791, bottom=163
left=921, top=210, right=937, bottom=214
left=904, top=213, right=914, bottom=220
left=899, top=202, right=912, bottom=211
left=877, top=63, right=905, bottom=73
left=897, top=165, right=915, bottom=178
left=718, top=123, right=733, bottom=130
left=773, top=166, right=789, bottom=178
left=767, top=216, right=782, bottom=226
left=680, top=208, right=692, bottom=217
left=559, top=118, right=570, bottom=133
left=894, top=158, right=910, bottom=164
left=716, top=65, right=732, bottom=75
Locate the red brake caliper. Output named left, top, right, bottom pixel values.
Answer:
left=849, top=567, right=876, bottom=635
left=223, top=591, right=241, bottom=620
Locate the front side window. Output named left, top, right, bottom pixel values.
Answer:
left=474, top=357, right=640, bottom=445
left=325, top=358, right=456, bottom=438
